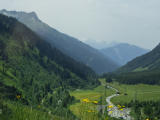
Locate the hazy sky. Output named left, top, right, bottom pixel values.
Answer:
left=0, top=0, right=160, bottom=49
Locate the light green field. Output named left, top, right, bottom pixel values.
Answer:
left=69, top=79, right=115, bottom=119
left=70, top=79, right=160, bottom=119
left=109, top=82, right=160, bottom=105
left=133, top=67, right=148, bottom=72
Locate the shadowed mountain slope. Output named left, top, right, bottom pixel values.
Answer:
left=0, top=9, right=119, bottom=74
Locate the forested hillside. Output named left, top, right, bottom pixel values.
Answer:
left=117, top=43, right=160, bottom=72
left=102, top=43, right=160, bottom=85
left=0, top=9, right=119, bottom=74
left=103, top=70, right=160, bottom=85
left=0, top=14, right=99, bottom=119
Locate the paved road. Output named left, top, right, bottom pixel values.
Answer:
left=106, top=86, right=133, bottom=120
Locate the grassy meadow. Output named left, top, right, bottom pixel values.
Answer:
left=69, top=79, right=115, bottom=119
left=109, top=82, right=160, bottom=105
left=69, top=79, right=160, bottom=119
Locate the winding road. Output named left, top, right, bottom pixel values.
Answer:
left=106, top=86, right=133, bottom=120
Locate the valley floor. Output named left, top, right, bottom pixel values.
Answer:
left=69, top=79, right=116, bottom=120
left=69, top=79, right=160, bottom=120
left=106, top=86, right=132, bottom=120
left=109, top=82, right=160, bottom=105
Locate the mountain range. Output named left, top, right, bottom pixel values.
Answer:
left=0, top=9, right=119, bottom=74
left=100, top=43, right=150, bottom=65
left=107, top=42, right=160, bottom=85
left=83, top=40, right=119, bottom=49
left=118, top=43, right=160, bottom=73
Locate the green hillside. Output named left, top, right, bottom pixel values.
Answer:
left=118, top=43, right=160, bottom=73
left=0, top=9, right=119, bottom=74
left=106, top=43, right=160, bottom=85
left=100, top=43, right=149, bottom=65
left=0, top=14, right=99, bottom=119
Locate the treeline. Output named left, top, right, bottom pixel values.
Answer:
left=103, top=70, right=160, bottom=85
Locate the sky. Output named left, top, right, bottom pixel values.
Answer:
left=0, top=0, right=160, bottom=49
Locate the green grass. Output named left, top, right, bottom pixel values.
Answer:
left=1, top=101, right=63, bottom=120
left=109, top=82, right=160, bottom=105
left=133, top=67, right=148, bottom=72
left=69, top=79, right=115, bottom=119
left=70, top=80, right=160, bottom=119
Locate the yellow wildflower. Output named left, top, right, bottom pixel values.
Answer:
left=93, top=101, right=98, bottom=104
left=87, top=110, right=95, bottom=113
left=82, top=98, right=90, bottom=103
left=108, top=105, right=113, bottom=108
left=117, top=105, right=121, bottom=108
left=120, top=108, right=123, bottom=111
left=109, top=111, right=113, bottom=114
left=16, top=95, right=21, bottom=99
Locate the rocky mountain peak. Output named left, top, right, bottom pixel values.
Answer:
left=28, top=11, right=38, bottom=19
left=0, top=9, right=39, bottom=21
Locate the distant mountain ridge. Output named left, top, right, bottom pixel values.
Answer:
left=0, top=9, right=119, bottom=74
left=100, top=43, right=150, bottom=65
left=118, top=43, right=160, bottom=72
left=83, top=40, right=120, bottom=49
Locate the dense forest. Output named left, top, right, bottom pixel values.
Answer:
left=0, top=14, right=100, bottom=119
left=125, top=100, right=160, bottom=120
left=105, top=70, right=160, bottom=85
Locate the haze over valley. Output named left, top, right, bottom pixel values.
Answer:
left=0, top=0, right=160, bottom=120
